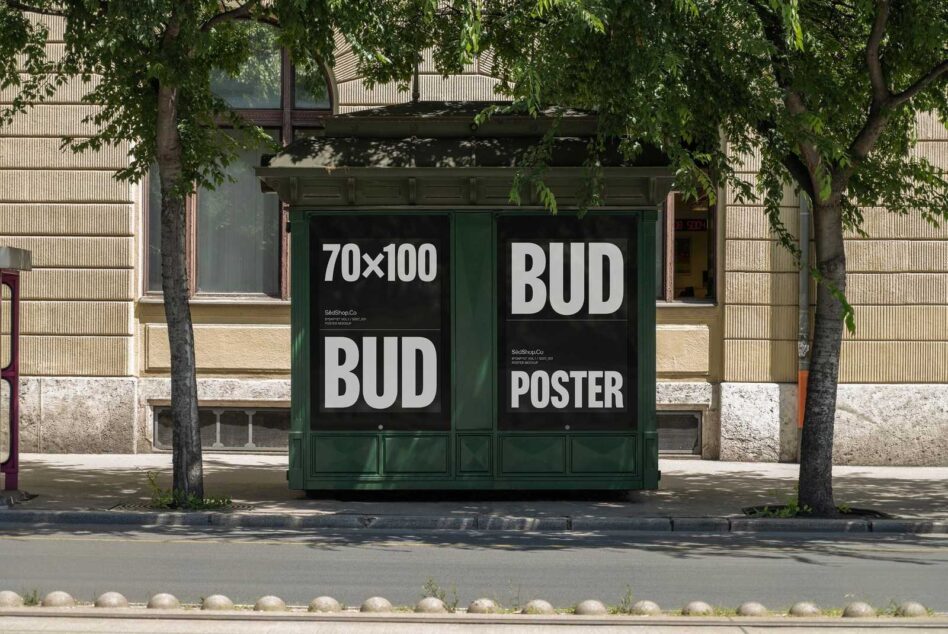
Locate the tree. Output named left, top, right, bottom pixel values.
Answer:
left=450, top=0, right=947, bottom=515
left=1, top=0, right=441, bottom=502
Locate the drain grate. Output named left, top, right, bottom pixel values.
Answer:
left=110, top=502, right=256, bottom=512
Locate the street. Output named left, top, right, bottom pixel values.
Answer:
left=0, top=525, right=945, bottom=611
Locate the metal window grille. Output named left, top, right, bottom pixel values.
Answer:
left=153, top=407, right=290, bottom=451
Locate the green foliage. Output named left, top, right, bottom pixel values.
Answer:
left=441, top=0, right=947, bottom=308
left=421, top=577, right=458, bottom=612
left=0, top=0, right=446, bottom=194
left=146, top=471, right=231, bottom=510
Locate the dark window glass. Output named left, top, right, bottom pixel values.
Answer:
left=294, top=66, right=331, bottom=109
left=665, top=193, right=715, bottom=302
left=210, top=25, right=281, bottom=109
left=199, top=409, right=219, bottom=447
left=252, top=409, right=291, bottom=448
left=657, top=410, right=701, bottom=454
left=196, top=129, right=280, bottom=295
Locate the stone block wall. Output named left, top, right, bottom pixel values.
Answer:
left=719, top=112, right=948, bottom=464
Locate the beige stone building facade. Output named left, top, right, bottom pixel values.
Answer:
left=1, top=16, right=946, bottom=464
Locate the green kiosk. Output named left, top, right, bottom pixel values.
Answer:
left=257, top=102, right=673, bottom=492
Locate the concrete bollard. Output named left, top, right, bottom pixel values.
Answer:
left=842, top=601, right=875, bottom=618
left=201, top=594, right=234, bottom=611
left=146, top=593, right=180, bottom=609
left=736, top=601, right=767, bottom=616
left=896, top=601, right=928, bottom=617
left=360, top=597, right=393, bottom=613
left=415, top=597, right=448, bottom=613
left=789, top=601, right=820, bottom=617
left=574, top=599, right=608, bottom=615
left=467, top=598, right=499, bottom=614
left=254, top=595, right=286, bottom=612
left=41, top=591, right=75, bottom=608
left=521, top=599, right=555, bottom=615
left=309, top=596, right=342, bottom=613
left=94, top=592, right=128, bottom=608
left=0, top=591, right=24, bottom=608
left=682, top=601, right=713, bottom=616
left=630, top=600, right=661, bottom=616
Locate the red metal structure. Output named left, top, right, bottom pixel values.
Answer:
left=1, top=247, right=30, bottom=492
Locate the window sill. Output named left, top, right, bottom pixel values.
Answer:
left=139, top=295, right=290, bottom=306
left=656, top=300, right=717, bottom=308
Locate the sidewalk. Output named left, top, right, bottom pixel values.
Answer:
left=2, top=453, right=946, bottom=527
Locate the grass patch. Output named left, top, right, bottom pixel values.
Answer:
left=610, top=585, right=635, bottom=615
left=21, top=589, right=40, bottom=607
left=147, top=472, right=231, bottom=510
left=421, top=577, right=458, bottom=612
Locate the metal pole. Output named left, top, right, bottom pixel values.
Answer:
left=1, top=271, right=20, bottom=490
left=797, top=195, right=811, bottom=433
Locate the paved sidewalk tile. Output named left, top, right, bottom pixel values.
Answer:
left=3, top=454, right=946, bottom=524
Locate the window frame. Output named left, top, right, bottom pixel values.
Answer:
left=143, top=49, right=332, bottom=300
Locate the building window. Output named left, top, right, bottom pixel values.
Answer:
left=145, top=24, right=331, bottom=298
left=196, top=129, right=282, bottom=295
left=657, top=410, right=702, bottom=454
left=153, top=406, right=290, bottom=451
left=657, top=192, right=715, bottom=302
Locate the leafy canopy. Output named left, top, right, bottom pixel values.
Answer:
left=442, top=1, right=947, bottom=238
left=1, top=0, right=453, bottom=193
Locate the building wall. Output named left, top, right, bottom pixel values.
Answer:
left=719, top=112, right=948, bottom=465
left=1, top=15, right=139, bottom=452
left=1, top=15, right=944, bottom=463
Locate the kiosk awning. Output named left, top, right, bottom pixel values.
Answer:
left=256, top=101, right=675, bottom=208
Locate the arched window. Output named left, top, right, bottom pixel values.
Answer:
left=146, top=24, right=332, bottom=298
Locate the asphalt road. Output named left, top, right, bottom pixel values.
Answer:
left=0, top=524, right=945, bottom=611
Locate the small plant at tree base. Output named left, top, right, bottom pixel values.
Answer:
left=422, top=577, right=458, bottom=612
left=147, top=472, right=231, bottom=511
left=612, top=585, right=635, bottom=614
left=753, top=485, right=855, bottom=518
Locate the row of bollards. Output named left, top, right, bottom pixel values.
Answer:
left=0, top=590, right=932, bottom=617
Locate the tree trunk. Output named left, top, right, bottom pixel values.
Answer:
left=156, top=82, right=204, bottom=501
left=798, top=200, right=846, bottom=516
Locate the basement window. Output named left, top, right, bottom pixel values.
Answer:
left=153, top=407, right=290, bottom=451
left=657, top=410, right=701, bottom=455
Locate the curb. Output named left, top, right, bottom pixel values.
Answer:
left=1, top=607, right=947, bottom=630
left=0, top=509, right=945, bottom=534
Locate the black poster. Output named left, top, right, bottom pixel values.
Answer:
left=310, top=215, right=450, bottom=431
left=498, top=215, right=637, bottom=431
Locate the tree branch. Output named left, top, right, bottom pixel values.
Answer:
left=754, top=120, right=817, bottom=200
left=200, top=0, right=266, bottom=32
left=4, top=1, right=66, bottom=16
left=781, top=154, right=817, bottom=201
left=748, top=2, right=826, bottom=196
left=865, top=0, right=890, bottom=104
left=889, top=59, right=948, bottom=107
left=830, top=0, right=894, bottom=195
